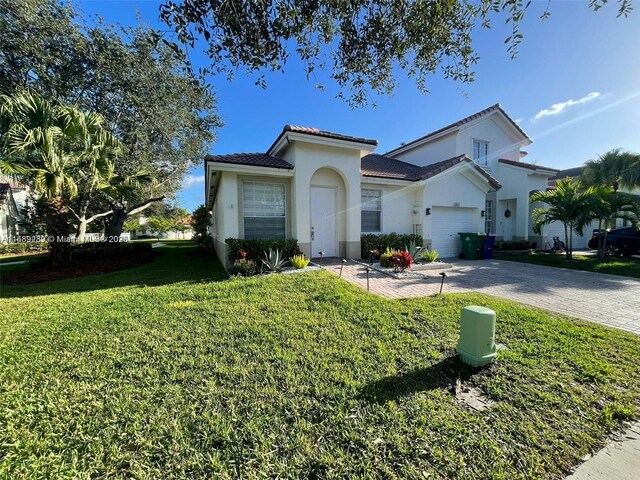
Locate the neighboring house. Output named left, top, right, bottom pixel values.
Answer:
left=204, top=104, right=562, bottom=266
left=0, top=183, right=20, bottom=241
left=0, top=175, right=30, bottom=227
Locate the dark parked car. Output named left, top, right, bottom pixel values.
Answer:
left=588, top=226, right=640, bottom=256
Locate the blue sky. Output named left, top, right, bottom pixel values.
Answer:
left=81, top=1, right=640, bottom=211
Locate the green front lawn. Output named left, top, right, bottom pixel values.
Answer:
left=1, top=243, right=639, bottom=478
left=495, top=252, right=640, bottom=278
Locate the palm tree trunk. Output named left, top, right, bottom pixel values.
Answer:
left=597, top=218, right=604, bottom=259
left=564, top=223, right=571, bottom=260
left=45, top=196, right=73, bottom=265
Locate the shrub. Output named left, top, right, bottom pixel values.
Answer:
left=388, top=251, right=413, bottom=272
left=226, top=238, right=300, bottom=263
left=379, top=248, right=401, bottom=268
left=0, top=241, right=48, bottom=255
left=260, top=248, right=287, bottom=273
left=361, top=233, right=422, bottom=259
left=230, top=258, right=258, bottom=276
left=290, top=254, right=310, bottom=269
left=421, top=249, right=439, bottom=263
left=494, top=240, right=537, bottom=251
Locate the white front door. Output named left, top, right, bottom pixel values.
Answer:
left=311, top=186, right=337, bottom=257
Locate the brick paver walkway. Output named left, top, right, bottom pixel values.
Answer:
left=322, top=258, right=640, bottom=334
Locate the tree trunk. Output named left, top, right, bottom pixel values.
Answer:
left=564, top=223, right=571, bottom=260
left=77, top=217, right=88, bottom=243
left=45, top=196, right=73, bottom=265
left=597, top=218, right=605, bottom=259
left=105, top=207, right=127, bottom=239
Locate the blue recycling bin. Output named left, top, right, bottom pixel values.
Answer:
left=482, top=234, right=496, bottom=259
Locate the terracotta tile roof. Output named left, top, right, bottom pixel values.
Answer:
left=385, top=104, right=531, bottom=155
left=282, top=125, right=378, bottom=146
left=360, top=154, right=422, bottom=181
left=361, top=154, right=501, bottom=190
left=548, top=166, right=584, bottom=189
left=418, top=156, right=502, bottom=190
left=204, top=153, right=293, bottom=170
left=550, top=166, right=584, bottom=179
left=498, top=158, right=560, bottom=173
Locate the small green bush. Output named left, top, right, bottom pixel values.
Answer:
left=226, top=238, right=300, bottom=263
left=290, top=254, right=310, bottom=269
left=361, top=233, right=422, bottom=259
left=230, top=258, right=258, bottom=276
left=421, top=249, right=439, bottom=263
left=379, top=248, right=401, bottom=268
left=0, top=241, right=48, bottom=255
left=495, top=240, right=537, bottom=251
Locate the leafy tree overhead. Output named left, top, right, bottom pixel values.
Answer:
left=530, top=178, right=598, bottom=260
left=160, top=0, right=632, bottom=107
left=0, top=0, right=222, bottom=234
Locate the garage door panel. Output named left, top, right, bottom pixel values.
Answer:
left=432, top=207, right=476, bottom=258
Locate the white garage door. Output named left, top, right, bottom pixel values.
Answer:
left=547, top=221, right=595, bottom=250
left=432, top=206, right=477, bottom=258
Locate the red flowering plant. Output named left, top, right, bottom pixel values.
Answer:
left=388, top=251, right=413, bottom=272
left=238, top=249, right=249, bottom=259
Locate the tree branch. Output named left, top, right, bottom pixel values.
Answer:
left=86, top=209, right=115, bottom=223
left=126, top=195, right=165, bottom=216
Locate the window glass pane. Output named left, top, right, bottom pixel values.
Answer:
left=473, top=140, right=489, bottom=165
left=484, top=200, right=493, bottom=234
left=361, top=189, right=381, bottom=232
left=244, top=217, right=286, bottom=240
left=242, top=181, right=286, bottom=239
left=361, top=211, right=381, bottom=232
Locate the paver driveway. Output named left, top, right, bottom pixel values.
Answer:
left=324, top=258, right=640, bottom=334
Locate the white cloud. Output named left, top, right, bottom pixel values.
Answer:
left=532, top=92, right=601, bottom=122
left=182, top=174, right=205, bottom=188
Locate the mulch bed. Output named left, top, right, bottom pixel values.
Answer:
left=2, top=255, right=154, bottom=285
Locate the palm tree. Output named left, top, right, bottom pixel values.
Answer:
left=582, top=149, right=640, bottom=191
left=0, top=91, right=120, bottom=262
left=590, top=187, right=640, bottom=258
left=530, top=178, right=597, bottom=260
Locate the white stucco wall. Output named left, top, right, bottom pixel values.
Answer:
left=361, top=181, right=422, bottom=235
left=392, top=133, right=457, bottom=166
left=288, top=141, right=363, bottom=258
left=422, top=166, right=491, bottom=244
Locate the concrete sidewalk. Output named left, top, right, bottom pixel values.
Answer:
left=566, top=422, right=640, bottom=479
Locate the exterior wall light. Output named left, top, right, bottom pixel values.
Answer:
left=425, top=208, right=431, bottom=216
left=481, top=210, right=486, bottom=217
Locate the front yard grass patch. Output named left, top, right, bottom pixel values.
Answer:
left=1, top=244, right=639, bottom=478
left=495, top=252, right=640, bottom=278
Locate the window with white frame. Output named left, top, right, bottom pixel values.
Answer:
left=484, top=200, right=493, bottom=234
left=473, top=140, right=489, bottom=166
left=242, top=180, right=286, bottom=239
left=361, top=189, right=382, bottom=232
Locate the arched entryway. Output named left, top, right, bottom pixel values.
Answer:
left=309, top=167, right=347, bottom=257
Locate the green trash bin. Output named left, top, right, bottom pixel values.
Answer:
left=458, top=232, right=485, bottom=260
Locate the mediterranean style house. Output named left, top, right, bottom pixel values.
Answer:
left=205, top=104, right=562, bottom=266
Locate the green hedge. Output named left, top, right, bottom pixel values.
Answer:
left=0, top=242, right=48, bottom=255
left=71, top=242, right=153, bottom=261
left=225, top=238, right=300, bottom=263
left=494, top=240, right=537, bottom=251
left=361, top=233, right=422, bottom=259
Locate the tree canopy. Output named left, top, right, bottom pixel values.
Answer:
left=160, top=0, right=633, bottom=107
left=0, top=0, right=221, bottom=207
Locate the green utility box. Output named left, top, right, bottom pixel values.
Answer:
left=457, top=306, right=496, bottom=367
left=458, top=232, right=485, bottom=260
